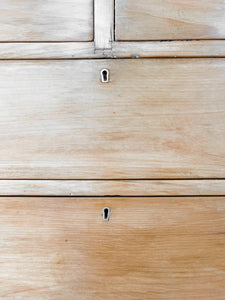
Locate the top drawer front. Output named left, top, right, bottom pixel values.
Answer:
left=0, top=0, right=93, bottom=41
left=115, top=0, right=225, bottom=40
left=0, top=59, right=224, bottom=179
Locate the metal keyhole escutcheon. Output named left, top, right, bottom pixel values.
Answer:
left=102, top=207, right=111, bottom=221
left=100, top=69, right=110, bottom=83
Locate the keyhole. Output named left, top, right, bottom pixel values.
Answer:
left=100, top=69, right=109, bottom=83
left=102, top=207, right=111, bottom=221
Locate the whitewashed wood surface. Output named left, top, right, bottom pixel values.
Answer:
left=0, top=0, right=93, bottom=41
left=0, top=59, right=224, bottom=179
left=116, top=0, right=225, bottom=40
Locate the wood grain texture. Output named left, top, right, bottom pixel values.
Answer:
left=0, top=41, right=225, bottom=59
left=0, top=59, right=224, bottom=179
left=94, top=0, right=114, bottom=50
left=111, top=40, right=225, bottom=58
left=0, top=42, right=100, bottom=59
left=0, top=0, right=93, bottom=41
left=0, top=180, right=225, bottom=196
left=0, top=196, right=225, bottom=299
left=116, top=0, right=225, bottom=40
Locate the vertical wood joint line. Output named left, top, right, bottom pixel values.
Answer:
left=94, top=0, right=115, bottom=53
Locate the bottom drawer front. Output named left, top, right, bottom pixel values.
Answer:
left=1, top=197, right=225, bottom=299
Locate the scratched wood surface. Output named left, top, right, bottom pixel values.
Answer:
left=0, top=59, right=224, bottom=179
left=115, top=0, right=225, bottom=40
left=0, top=196, right=225, bottom=299
left=0, top=0, right=93, bottom=41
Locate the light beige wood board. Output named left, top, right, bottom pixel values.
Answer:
left=0, top=42, right=99, bottom=59
left=111, top=40, right=225, bottom=58
left=0, top=0, right=93, bottom=41
left=115, top=0, right=225, bottom=40
left=0, top=180, right=225, bottom=196
left=0, top=59, right=224, bottom=179
left=94, top=0, right=114, bottom=50
left=0, top=197, right=225, bottom=299
left=1, top=41, right=225, bottom=59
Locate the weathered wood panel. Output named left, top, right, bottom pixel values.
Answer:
left=0, top=0, right=93, bottom=41
left=111, top=41, right=225, bottom=58
left=0, top=197, right=225, bottom=299
left=0, top=180, right=224, bottom=196
left=116, top=0, right=225, bottom=40
left=0, top=59, right=224, bottom=179
left=94, top=0, right=114, bottom=50
left=0, top=41, right=225, bottom=59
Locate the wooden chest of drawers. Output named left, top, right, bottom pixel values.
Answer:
left=0, top=0, right=224, bottom=299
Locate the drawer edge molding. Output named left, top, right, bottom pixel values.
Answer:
left=0, top=179, right=224, bottom=196
left=0, top=41, right=224, bottom=59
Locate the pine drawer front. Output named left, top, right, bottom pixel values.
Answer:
left=0, top=0, right=93, bottom=41
left=0, top=59, right=224, bottom=179
left=0, top=196, right=224, bottom=299
left=115, top=0, right=225, bottom=40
